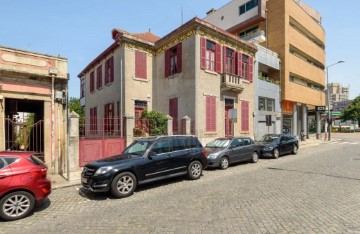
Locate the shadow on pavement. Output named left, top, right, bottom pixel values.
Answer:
left=78, top=176, right=187, bottom=200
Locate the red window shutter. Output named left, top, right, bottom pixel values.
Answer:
left=110, top=57, right=114, bottom=82
left=105, top=60, right=109, bottom=84
left=211, top=96, right=216, bottom=131
left=232, top=51, right=236, bottom=74
left=223, top=47, right=227, bottom=73
left=206, top=97, right=211, bottom=131
left=90, top=71, right=94, bottom=92
left=90, top=108, right=93, bottom=131
left=104, top=104, right=108, bottom=132
left=169, top=98, right=178, bottom=133
left=111, top=103, right=115, bottom=132
left=241, top=101, right=249, bottom=132
left=177, top=43, right=182, bottom=73
left=215, top=43, right=222, bottom=73
left=206, top=96, right=216, bottom=132
left=143, top=52, right=147, bottom=79
left=94, top=107, right=97, bottom=131
left=237, top=52, right=243, bottom=77
left=248, top=56, right=253, bottom=82
left=165, top=49, right=170, bottom=77
left=135, top=51, right=140, bottom=78
left=200, top=37, right=206, bottom=70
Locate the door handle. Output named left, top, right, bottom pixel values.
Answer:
left=0, top=174, right=7, bottom=179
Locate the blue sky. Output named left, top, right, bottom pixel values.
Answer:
left=1, top=0, right=359, bottom=99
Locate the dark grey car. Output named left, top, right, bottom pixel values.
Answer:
left=205, top=137, right=260, bottom=169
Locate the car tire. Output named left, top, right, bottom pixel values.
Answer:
left=111, top=172, right=137, bottom=198
left=219, top=157, right=229, bottom=170
left=273, top=148, right=279, bottom=159
left=0, top=191, right=35, bottom=221
left=291, top=145, right=298, bottom=155
left=188, top=161, right=203, bottom=180
left=251, top=152, right=259, bottom=163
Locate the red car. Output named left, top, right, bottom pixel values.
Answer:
left=0, top=151, right=51, bottom=221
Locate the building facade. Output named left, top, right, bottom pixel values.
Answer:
left=253, top=43, right=281, bottom=139
left=204, top=0, right=326, bottom=137
left=79, top=18, right=257, bottom=144
left=0, top=46, right=68, bottom=174
left=326, top=82, right=349, bottom=110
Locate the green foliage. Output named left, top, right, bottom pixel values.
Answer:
left=340, top=96, right=360, bottom=124
left=69, top=97, right=84, bottom=124
left=140, top=109, right=167, bottom=136
left=15, top=113, right=34, bottom=149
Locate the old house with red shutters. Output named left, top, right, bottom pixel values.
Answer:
left=78, top=17, right=256, bottom=147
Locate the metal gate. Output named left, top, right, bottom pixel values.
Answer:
left=79, top=117, right=126, bottom=167
left=5, top=117, right=44, bottom=160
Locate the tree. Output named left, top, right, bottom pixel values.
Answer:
left=340, top=96, right=360, bottom=125
left=139, top=110, right=167, bottom=136
left=69, top=97, right=84, bottom=124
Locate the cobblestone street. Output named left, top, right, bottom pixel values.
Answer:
left=1, top=135, right=360, bottom=233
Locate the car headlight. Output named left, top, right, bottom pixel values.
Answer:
left=208, top=153, right=219, bottom=159
left=264, top=146, right=273, bottom=151
left=94, top=166, right=113, bottom=176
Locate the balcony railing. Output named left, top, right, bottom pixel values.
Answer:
left=221, top=73, right=244, bottom=93
left=240, top=30, right=266, bottom=43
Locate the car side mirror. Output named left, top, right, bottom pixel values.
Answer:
left=148, top=151, right=157, bottom=159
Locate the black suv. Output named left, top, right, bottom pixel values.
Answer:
left=81, top=135, right=208, bottom=198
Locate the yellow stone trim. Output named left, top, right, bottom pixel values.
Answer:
left=124, top=42, right=155, bottom=55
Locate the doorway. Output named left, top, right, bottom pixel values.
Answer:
left=4, top=98, right=44, bottom=159
left=225, top=99, right=235, bottom=137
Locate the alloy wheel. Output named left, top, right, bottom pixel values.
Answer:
left=3, top=194, right=31, bottom=218
left=116, top=175, right=134, bottom=195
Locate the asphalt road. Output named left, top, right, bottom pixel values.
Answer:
left=1, top=134, right=360, bottom=233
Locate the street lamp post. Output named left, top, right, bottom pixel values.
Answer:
left=326, top=60, right=344, bottom=141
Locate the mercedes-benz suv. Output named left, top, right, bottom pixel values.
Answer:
left=81, top=136, right=207, bottom=198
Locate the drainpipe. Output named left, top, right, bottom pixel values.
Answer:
left=120, top=56, right=123, bottom=138
left=49, top=67, right=57, bottom=174
left=65, top=78, right=70, bottom=181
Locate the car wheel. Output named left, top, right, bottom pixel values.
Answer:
left=0, top=191, right=35, bottom=221
left=273, top=148, right=279, bottom=159
left=291, top=145, right=298, bottom=155
left=111, top=172, right=137, bottom=198
left=188, top=161, right=203, bottom=180
left=219, top=157, right=229, bottom=170
left=251, top=152, right=259, bottom=163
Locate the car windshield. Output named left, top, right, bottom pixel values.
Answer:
left=206, top=139, right=231, bottom=148
left=258, top=135, right=279, bottom=142
left=123, top=140, right=153, bottom=157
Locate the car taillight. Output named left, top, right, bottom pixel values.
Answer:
left=31, top=168, right=47, bottom=179
left=202, top=149, right=207, bottom=158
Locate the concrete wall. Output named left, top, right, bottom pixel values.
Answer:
left=204, top=0, right=259, bottom=31
left=153, top=37, right=196, bottom=133
left=267, top=0, right=326, bottom=106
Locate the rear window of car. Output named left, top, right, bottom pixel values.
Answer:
left=0, top=157, right=19, bottom=169
left=186, top=137, right=202, bottom=148
left=0, top=158, right=5, bottom=169
left=27, top=155, right=46, bottom=166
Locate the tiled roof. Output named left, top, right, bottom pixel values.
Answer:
left=112, top=29, right=160, bottom=43
left=132, top=31, right=160, bottom=43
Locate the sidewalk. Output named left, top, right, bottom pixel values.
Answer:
left=299, top=133, right=324, bottom=147
left=50, top=171, right=82, bottom=190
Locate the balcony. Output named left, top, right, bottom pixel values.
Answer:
left=221, top=73, right=244, bottom=93
left=241, top=30, right=266, bottom=43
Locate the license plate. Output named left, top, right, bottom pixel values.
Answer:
left=81, top=177, right=87, bottom=183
